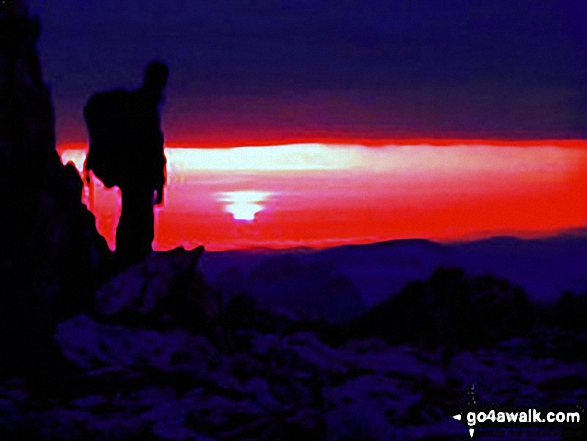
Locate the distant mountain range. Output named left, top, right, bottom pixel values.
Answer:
left=198, top=232, right=587, bottom=321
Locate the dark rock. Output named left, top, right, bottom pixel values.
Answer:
left=548, top=290, right=587, bottom=332
left=248, top=254, right=367, bottom=323
left=95, top=247, right=219, bottom=333
left=350, top=267, right=535, bottom=349
left=55, top=314, right=218, bottom=374
left=223, top=293, right=284, bottom=336
left=552, top=332, right=587, bottom=362
left=537, top=374, right=587, bottom=393
left=0, top=0, right=111, bottom=377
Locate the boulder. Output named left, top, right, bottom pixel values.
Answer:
left=351, top=267, right=535, bottom=349
left=95, top=247, right=219, bottom=332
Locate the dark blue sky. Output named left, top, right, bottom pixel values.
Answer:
left=31, top=0, right=587, bottom=144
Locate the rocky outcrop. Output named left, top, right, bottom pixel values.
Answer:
left=349, top=267, right=535, bottom=349
left=95, top=247, right=219, bottom=333
left=0, top=310, right=582, bottom=440
left=0, top=0, right=111, bottom=374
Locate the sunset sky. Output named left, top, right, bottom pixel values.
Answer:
left=32, top=0, right=587, bottom=145
left=59, top=142, right=587, bottom=250
left=32, top=0, right=587, bottom=249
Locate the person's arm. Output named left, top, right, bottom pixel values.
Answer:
left=153, top=130, right=166, bottom=205
left=83, top=152, right=92, bottom=184
left=154, top=172, right=165, bottom=205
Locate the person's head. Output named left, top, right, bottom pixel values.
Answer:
left=142, top=60, right=169, bottom=101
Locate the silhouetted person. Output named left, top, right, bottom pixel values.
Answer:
left=84, top=61, right=168, bottom=270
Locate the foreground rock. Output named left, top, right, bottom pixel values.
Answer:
left=0, top=303, right=583, bottom=440
left=95, top=246, right=218, bottom=333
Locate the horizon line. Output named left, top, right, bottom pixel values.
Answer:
left=57, top=137, right=587, bottom=151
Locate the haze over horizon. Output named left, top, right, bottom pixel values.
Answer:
left=60, top=142, right=587, bottom=250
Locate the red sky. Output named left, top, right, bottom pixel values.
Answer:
left=59, top=141, right=587, bottom=251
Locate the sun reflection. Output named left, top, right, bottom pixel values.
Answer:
left=217, top=190, right=273, bottom=221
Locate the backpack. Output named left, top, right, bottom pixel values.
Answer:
left=83, top=89, right=133, bottom=188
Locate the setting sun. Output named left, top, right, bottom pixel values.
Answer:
left=58, top=141, right=587, bottom=250
left=217, top=190, right=273, bottom=221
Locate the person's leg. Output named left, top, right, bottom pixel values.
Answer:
left=133, top=184, right=155, bottom=260
left=116, top=184, right=154, bottom=269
